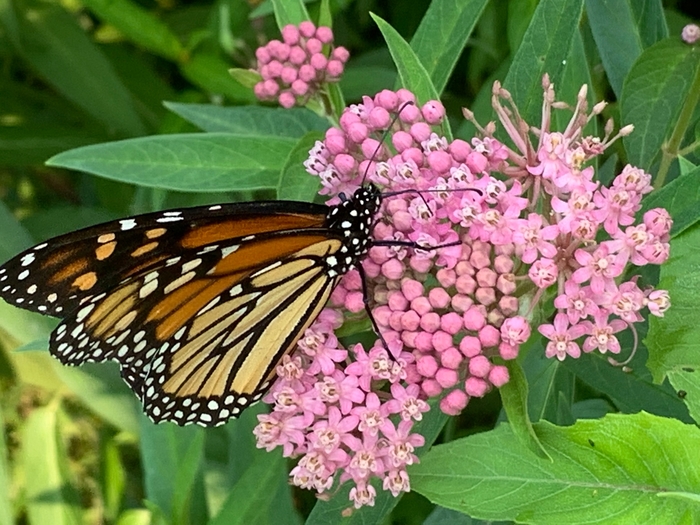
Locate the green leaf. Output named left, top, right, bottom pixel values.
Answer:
left=180, top=53, right=257, bottom=103
left=172, top=431, right=205, bottom=525
left=499, top=359, right=549, bottom=459
left=647, top=224, right=700, bottom=383
left=208, top=448, right=297, bottom=525
left=372, top=14, right=446, bottom=136
left=621, top=39, right=700, bottom=170
left=0, top=82, right=108, bottom=166
left=563, top=352, right=691, bottom=423
left=666, top=368, right=700, bottom=425
left=79, top=0, right=183, bottom=60
left=306, top=399, right=449, bottom=525
left=0, top=409, right=11, bottom=525
left=0, top=0, right=145, bottom=136
left=409, top=0, right=489, bottom=95
left=228, top=68, right=261, bottom=90
left=271, top=0, right=309, bottom=28
left=52, top=362, right=141, bottom=436
left=0, top=198, right=35, bottom=262
left=47, top=133, right=298, bottom=192
left=585, top=0, right=644, bottom=98
left=412, top=412, right=700, bottom=523
left=640, top=166, right=700, bottom=238
left=22, top=404, right=82, bottom=525
left=277, top=132, right=323, bottom=201
left=140, top=420, right=205, bottom=523
left=164, top=103, right=329, bottom=136
left=115, top=509, right=152, bottom=525
left=503, top=0, right=585, bottom=124
left=521, top=343, right=575, bottom=425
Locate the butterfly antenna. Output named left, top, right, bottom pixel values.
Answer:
left=360, top=101, right=416, bottom=185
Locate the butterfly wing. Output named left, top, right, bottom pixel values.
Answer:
left=0, top=202, right=343, bottom=426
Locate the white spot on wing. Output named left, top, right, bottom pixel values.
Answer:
left=120, top=219, right=137, bottom=230
left=21, top=253, right=35, bottom=266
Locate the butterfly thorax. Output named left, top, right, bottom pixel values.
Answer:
left=323, top=184, right=382, bottom=277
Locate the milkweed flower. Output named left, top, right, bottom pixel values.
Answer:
left=255, top=81, right=671, bottom=508
left=254, top=22, right=349, bottom=108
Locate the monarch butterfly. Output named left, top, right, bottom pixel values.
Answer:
left=0, top=184, right=396, bottom=427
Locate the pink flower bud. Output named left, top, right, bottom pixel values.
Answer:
left=291, top=80, right=309, bottom=96
left=375, top=89, right=398, bottom=111
left=324, top=131, right=346, bottom=155
left=459, top=335, right=482, bottom=357
left=381, top=259, right=404, bottom=279
left=466, top=151, right=488, bottom=173
left=498, top=296, right=519, bottom=316
left=427, top=151, right=452, bottom=173
left=421, top=100, right=445, bottom=124
left=387, top=290, right=408, bottom=311
left=422, top=379, right=443, bottom=397
left=278, top=91, right=296, bottom=108
left=415, top=331, right=434, bottom=351
left=401, top=147, right=424, bottom=165
left=401, top=310, right=420, bottom=331
left=402, top=279, right=424, bottom=302
left=416, top=354, right=438, bottom=377
left=299, top=21, right=316, bottom=38
left=451, top=294, right=473, bottom=313
left=262, top=79, right=279, bottom=96
left=441, top=347, right=463, bottom=369
left=280, top=66, right=298, bottom=84
left=368, top=107, right=391, bottom=129
left=488, top=365, right=510, bottom=387
left=344, top=291, right=365, bottom=313
left=255, top=46, right=271, bottom=64
left=396, top=88, right=416, bottom=105
left=475, top=287, right=496, bottom=306
left=455, top=260, right=474, bottom=275
left=398, top=103, right=420, bottom=123
left=440, top=312, right=462, bottom=334
left=468, top=355, right=491, bottom=377
left=281, top=24, right=300, bottom=45
left=455, top=274, right=476, bottom=295
left=409, top=298, right=430, bottom=319
left=496, top=273, right=516, bottom=295
left=420, top=312, right=441, bottom=333
left=392, top=210, right=413, bottom=231
left=465, top=377, right=489, bottom=397
left=310, top=52, right=327, bottom=70
left=267, top=60, right=284, bottom=77
left=409, top=122, right=432, bottom=142
left=374, top=305, right=391, bottom=326
left=469, top=247, right=491, bottom=269
left=298, top=64, right=316, bottom=82
left=428, top=287, right=450, bottom=309
left=347, top=122, right=369, bottom=143
left=449, top=139, right=471, bottom=162
left=463, top=305, right=486, bottom=331
left=253, top=82, right=266, bottom=99
left=326, top=60, right=345, bottom=78
left=332, top=46, right=350, bottom=62
left=435, top=367, right=459, bottom=388
left=361, top=137, right=383, bottom=158
left=333, top=153, right=356, bottom=176
left=432, top=330, right=453, bottom=352
left=315, top=26, right=333, bottom=44
left=289, top=46, right=307, bottom=65
left=494, top=254, right=514, bottom=273
left=440, top=389, right=468, bottom=415
left=436, top=268, right=456, bottom=287
left=478, top=324, right=500, bottom=347
left=389, top=311, right=403, bottom=330
left=392, top=131, right=414, bottom=152
left=476, top=267, right=497, bottom=287
left=498, top=342, right=519, bottom=360
left=644, top=208, right=673, bottom=237
left=410, top=256, right=433, bottom=274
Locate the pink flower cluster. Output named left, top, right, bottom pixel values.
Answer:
left=253, top=310, right=429, bottom=508
left=254, top=22, right=349, bottom=108
left=254, top=80, right=672, bottom=508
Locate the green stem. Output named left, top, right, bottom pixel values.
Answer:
left=655, top=59, right=700, bottom=188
